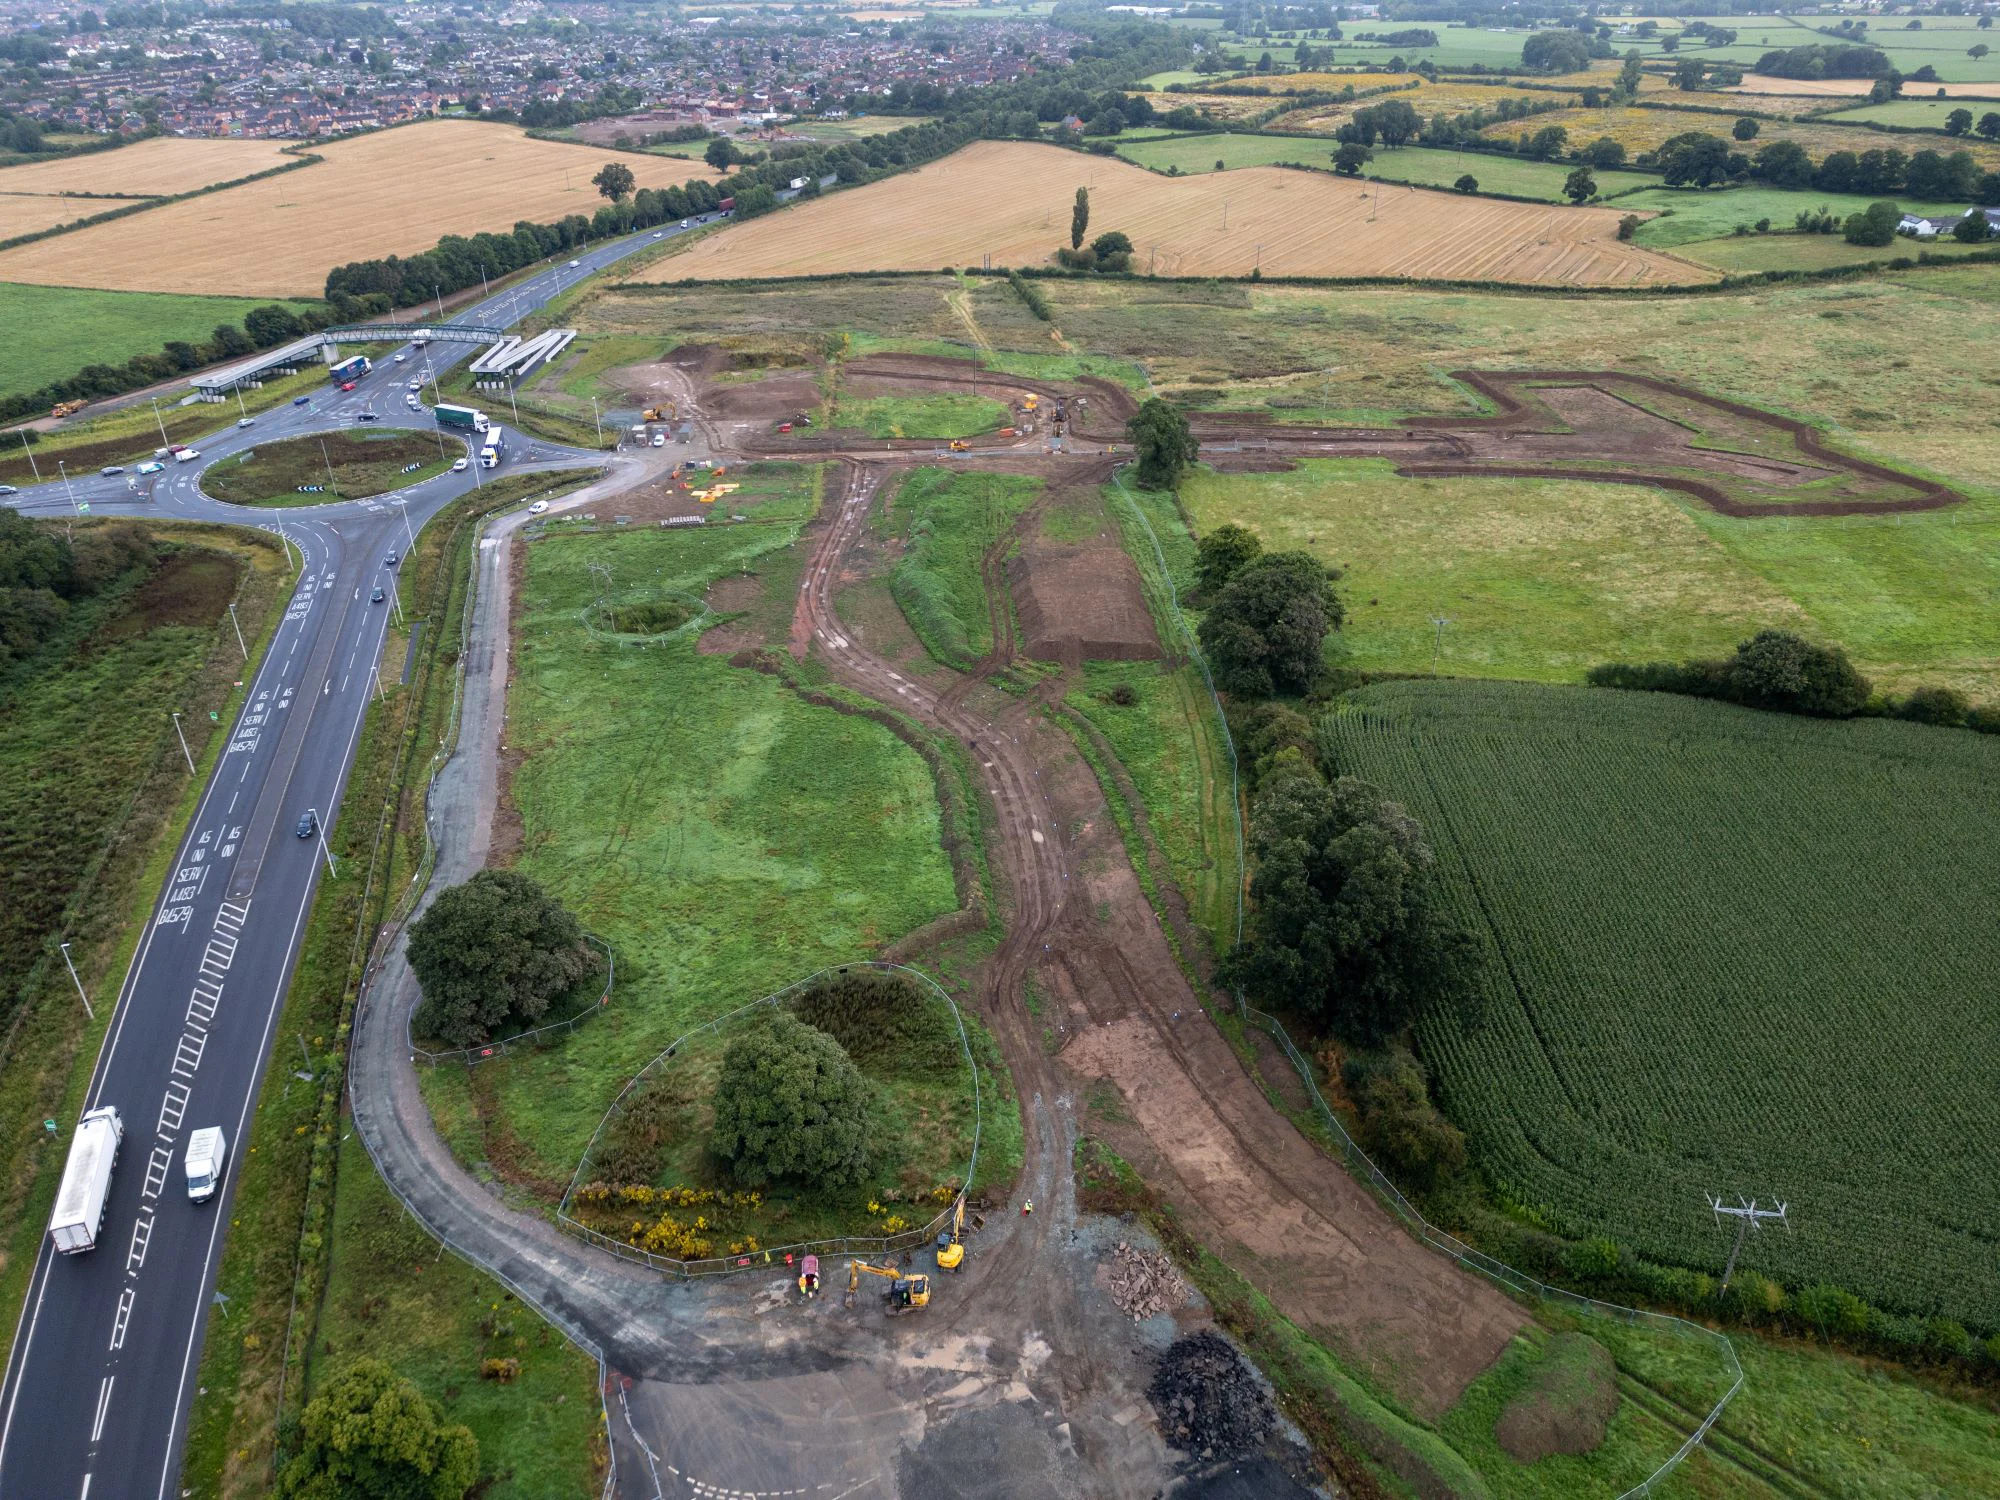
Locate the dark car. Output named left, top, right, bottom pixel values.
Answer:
left=371, top=586, right=386, bottom=603
left=292, top=395, right=311, bottom=407
left=295, top=811, right=316, bottom=839
left=357, top=411, right=378, bottom=421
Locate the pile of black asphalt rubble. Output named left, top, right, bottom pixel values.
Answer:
left=1147, top=1331, right=1276, bottom=1461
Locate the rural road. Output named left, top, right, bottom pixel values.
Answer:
left=0, top=212, right=705, bottom=1500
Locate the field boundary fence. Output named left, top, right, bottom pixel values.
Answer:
left=406, top=933, right=615, bottom=1065
left=1109, top=475, right=1742, bottom=1498
left=554, top=960, right=981, bottom=1280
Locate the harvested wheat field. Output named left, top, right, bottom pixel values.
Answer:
left=0, top=135, right=293, bottom=197
left=1723, top=74, right=2000, bottom=100
left=0, top=120, right=724, bottom=298
left=0, top=194, right=120, bottom=238
left=634, top=140, right=1708, bottom=287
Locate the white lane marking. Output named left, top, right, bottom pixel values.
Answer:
left=142, top=1145, right=172, bottom=1201
left=108, top=1288, right=132, bottom=1350
left=90, top=1377, right=112, bottom=1444
left=79, top=1474, right=91, bottom=1499
left=125, top=1210, right=152, bottom=1274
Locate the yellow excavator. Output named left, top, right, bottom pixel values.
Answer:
left=935, top=1198, right=967, bottom=1272
left=642, top=402, right=677, bottom=422
left=849, top=1258, right=930, bottom=1312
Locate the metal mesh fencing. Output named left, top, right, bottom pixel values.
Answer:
left=554, top=960, right=982, bottom=1280
left=407, top=934, right=615, bottom=1065
left=1108, top=474, right=1742, bottom=1499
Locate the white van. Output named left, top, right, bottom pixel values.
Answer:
left=184, top=1127, right=228, bottom=1202
left=173, top=448, right=201, bottom=463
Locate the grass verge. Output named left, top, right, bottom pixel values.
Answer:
left=882, top=466, right=1039, bottom=669
left=201, top=429, right=464, bottom=507
left=179, top=469, right=604, bottom=1500
left=0, top=522, right=292, bottom=1371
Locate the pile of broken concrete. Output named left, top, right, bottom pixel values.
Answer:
left=1106, top=1241, right=1186, bottom=1322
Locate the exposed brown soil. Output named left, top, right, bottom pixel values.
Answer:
left=694, top=571, right=766, bottom=657
left=1189, top=368, right=1962, bottom=518
left=1493, top=1332, right=1619, bottom=1463
left=794, top=459, right=1526, bottom=1426
left=1009, top=542, right=1161, bottom=665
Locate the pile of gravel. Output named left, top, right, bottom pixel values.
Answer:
left=1147, top=1331, right=1274, bottom=1460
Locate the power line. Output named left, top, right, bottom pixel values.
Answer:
left=1708, top=1194, right=1789, bottom=1294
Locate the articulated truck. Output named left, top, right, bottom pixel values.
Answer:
left=435, top=404, right=489, bottom=433
left=480, top=426, right=505, bottom=468
left=49, top=1106, right=123, bottom=1254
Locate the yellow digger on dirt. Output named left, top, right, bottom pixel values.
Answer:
left=849, top=1258, right=930, bottom=1312
left=935, top=1198, right=967, bottom=1272
left=642, top=402, right=676, bottom=422
left=948, top=439, right=970, bottom=452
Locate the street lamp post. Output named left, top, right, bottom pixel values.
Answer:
left=58, top=942, right=94, bottom=1021
left=18, top=426, right=39, bottom=482
left=308, top=808, right=337, bottom=877
left=318, top=435, right=338, bottom=498
left=590, top=396, right=602, bottom=446
left=57, top=460, right=77, bottom=513
left=228, top=601, right=248, bottom=660
left=170, top=711, right=195, bottom=773
left=150, top=396, right=171, bottom=449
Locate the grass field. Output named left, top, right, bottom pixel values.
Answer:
left=1480, top=105, right=2000, bottom=173
left=1113, top=133, right=1661, bottom=202
left=1679, top=228, right=1990, bottom=272
left=0, top=135, right=293, bottom=197
left=883, top=466, right=1038, bottom=667
left=311, top=1135, right=603, bottom=1498
left=1830, top=98, right=2000, bottom=128
left=418, top=500, right=967, bottom=1189
left=1323, top=679, right=2000, bottom=1327
left=840, top=392, right=1011, bottom=439
left=1619, top=185, right=1972, bottom=246
left=200, top=428, right=461, bottom=506
left=636, top=139, right=1708, bottom=286
left=0, top=120, right=726, bottom=298
left=0, top=285, right=320, bottom=399
left=1181, top=450, right=2000, bottom=697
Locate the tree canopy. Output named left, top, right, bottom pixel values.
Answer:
left=591, top=161, right=636, bottom=202
left=1225, top=766, right=1476, bottom=1046
left=1726, top=629, right=1871, bottom=717
left=1522, top=29, right=1591, bottom=74
left=276, top=1360, right=478, bottom=1500
left=408, top=869, right=593, bottom=1047
left=711, top=1012, right=873, bottom=1188
left=1071, top=186, right=1090, bottom=250
left=1125, top=397, right=1199, bottom=489
left=1196, top=551, right=1342, bottom=699
left=1193, top=522, right=1262, bottom=600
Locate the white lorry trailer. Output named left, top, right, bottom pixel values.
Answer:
left=184, top=1126, right=228, bottom=1203
left=480, top=426, right=505, bottom=468
left=49, top=1106, right=123, bottom=1253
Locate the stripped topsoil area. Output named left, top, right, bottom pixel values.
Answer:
left=798, top=459, right=1525, bottom=1425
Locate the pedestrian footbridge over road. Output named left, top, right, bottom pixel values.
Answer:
left=190, top=323, right=518, bottom=397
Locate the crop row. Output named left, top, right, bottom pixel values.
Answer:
left=1322, top=679, right=2000, bottom=1327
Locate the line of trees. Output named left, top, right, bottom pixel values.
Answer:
left=1589, top=628, right=2000, bottom=732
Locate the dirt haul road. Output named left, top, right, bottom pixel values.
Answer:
left=795, top=460, right=1526, bottom=1422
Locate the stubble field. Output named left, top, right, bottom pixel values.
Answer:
left=631, top=139, right=1708, bottom=286
left=0, top=120, right=725, bottom=297
left=0, top=134, right=294, bottom=197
